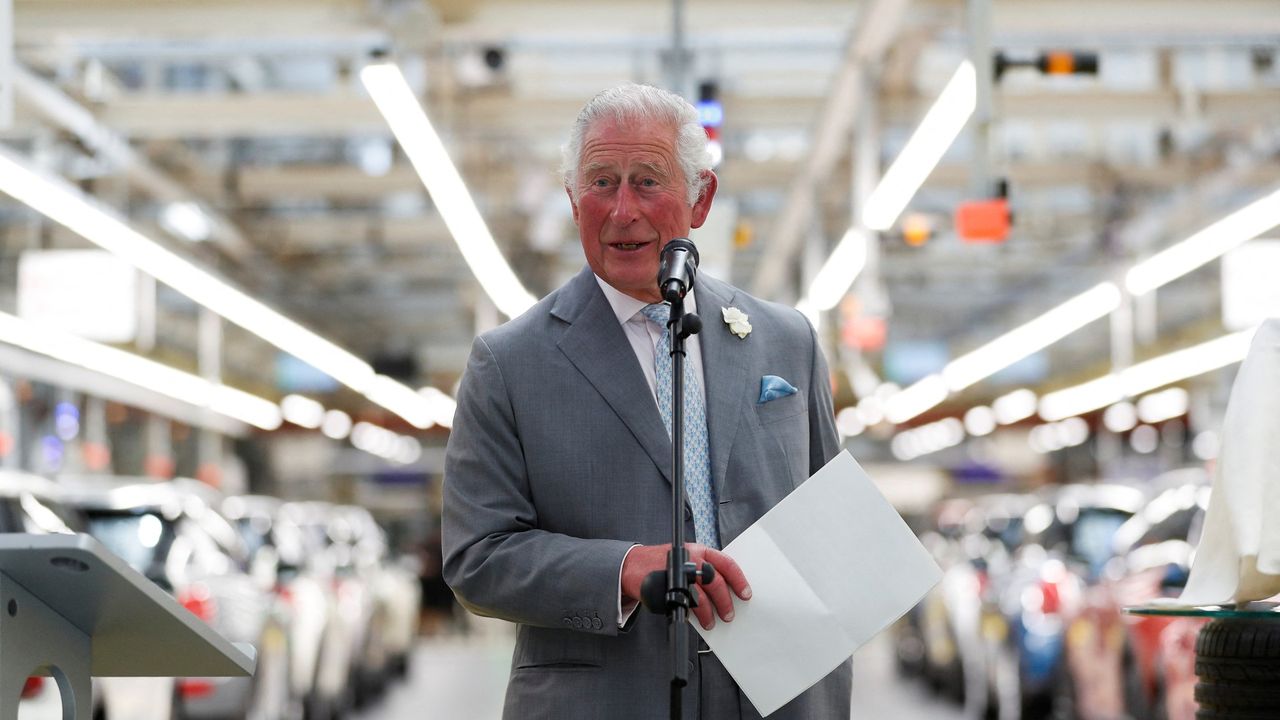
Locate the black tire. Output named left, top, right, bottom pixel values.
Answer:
left=1193, top=617, right=1280, bottom=719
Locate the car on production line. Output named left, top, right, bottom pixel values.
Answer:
left=329, top=505, right=421, bottom=681
left=979, top=483, right=1145, bottom=720
left=906, top=493, right=1033, bottom=718
left=284, top=501, right=387, bottom=711
left=57, top=476, right=293, bottom=720
left=1058, top=475, right=1210, bottom=720
left=222, top=494, right=352, bottom=720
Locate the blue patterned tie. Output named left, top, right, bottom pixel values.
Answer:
left=641, top=303, right=719, bottom=549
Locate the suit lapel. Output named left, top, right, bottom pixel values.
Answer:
left=694, top=277, right=750, bottom=503
left=553, top=268, right=674, bottom=485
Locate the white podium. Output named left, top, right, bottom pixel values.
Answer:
left=0, top=534, right=255, bottom=720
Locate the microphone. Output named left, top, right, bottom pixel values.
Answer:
left=658, top=238, right=699, bottom=303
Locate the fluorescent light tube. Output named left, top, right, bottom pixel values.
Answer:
left=884, top=374, right=948, bottom=424
left=1038, top=327, right=1255, bottom=421
left=0, top=145, right=440, bottom=429
left=992, top=388, right=1037, bottom=425
left=1136, top=387, right=1189, bottom=424
left=0, top=311, right=281, bottom=430
left=1125, top=186, right=1280, bottom=296
left=321, top=410, right=353, bottom=440
left=944, top=282, right=1121, bottom=392
left=280, top=394, right=326, bottom=429
left=160, top=201, right=212, bottom=243
left=366, top=374, right=435, bottom=429
left=1039, top=375, right=1124, bottom=422
left=1120, top=328, right=1254, bottom=397
left=803, top=227, right=869, bottom=311
left=0, top=145, right=376, bottom=394
left=862, top=61, right=976, bottom=232
left=418, top=386, right=457, bottom=429
left=361, top=62, right=536, bottom=319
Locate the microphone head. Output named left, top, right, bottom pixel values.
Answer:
left=660, top=237, right=699, bottom=262
left=658, top=238, right=699, bottom=302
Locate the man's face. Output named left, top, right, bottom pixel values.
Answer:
left=568, top=117, right=717, bottom=303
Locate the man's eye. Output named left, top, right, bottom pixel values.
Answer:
left=592, top=177, right=612, bottom=187
left=639, top=178, right=659, bottom=187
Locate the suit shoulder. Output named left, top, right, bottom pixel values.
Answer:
left=474, top=288, right=560, bottom=356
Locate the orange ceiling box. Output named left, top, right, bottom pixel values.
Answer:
left=955, top=197, right=1011, bottom=244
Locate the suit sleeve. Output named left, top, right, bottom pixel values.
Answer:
left=442, top=335, right=635, bottom=636
left=803, top=315, right=842, bottom=474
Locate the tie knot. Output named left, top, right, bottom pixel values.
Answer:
left=640, top=303, right=671, bottom=327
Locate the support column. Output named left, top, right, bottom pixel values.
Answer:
left=197, top=307, right=223, bottom=487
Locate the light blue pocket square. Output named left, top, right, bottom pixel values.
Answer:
left=758, top=375, right=798, bottom=404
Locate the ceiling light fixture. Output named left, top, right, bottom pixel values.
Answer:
left=0, top=310, right=281, bottom=430
left=802, top=227, right=870, bottom=311
left=366, top=374, right=434, bottom=429
left=159, top=201, right=212, bottom=243
left=1038, top=327, right=1255, bottom=421
left=944, top=282, right=1122, bottom=392
left=884, top=374, right=948, bottom=424
left=1125, top=186, right=1280, bottom=296
left=992, top=388, right=1038, bottom=425
left=418, top=386, right=458, bottom=429
left=0, top=146, right=372, bottom=389
left=0, top=145, right=440, bottom=428
left=862, top=60, right=976, bottom=232
left=361, top=61, right=537, bottom=319
left=280, top=394, right=326, bottom=429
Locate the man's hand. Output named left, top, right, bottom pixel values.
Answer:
left=621, top=543, right=751, bottom=630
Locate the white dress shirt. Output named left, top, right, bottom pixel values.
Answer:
left=594, top=274, right=710, bottom=626
left=594, top=275, right=707, bottom=407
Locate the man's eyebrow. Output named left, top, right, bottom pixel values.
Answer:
left=635, top=161, right=670, bottom=177
left=582, top=161, right=615, bottom=174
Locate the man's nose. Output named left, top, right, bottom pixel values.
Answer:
left=610, top=184, right=640, bottom=224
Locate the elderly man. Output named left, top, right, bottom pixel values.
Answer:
left=443, top=83, right=851, bottom=719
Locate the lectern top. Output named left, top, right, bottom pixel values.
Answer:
left=0, top=533, right=255, bottom=677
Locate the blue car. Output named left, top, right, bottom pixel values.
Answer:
left=981, top=484, right=1144, bottom=720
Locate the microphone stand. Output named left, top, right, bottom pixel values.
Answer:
left=640, top=292, right=712, bottom=720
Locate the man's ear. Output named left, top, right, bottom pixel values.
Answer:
left=566, top=186, right=580, bottom=225
left=689, top=171, right=718, bottom=229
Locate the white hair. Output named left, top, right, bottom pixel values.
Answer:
left=560, top=83, right=712, bottom=205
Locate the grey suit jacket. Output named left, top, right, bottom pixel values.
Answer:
left=443, top=266, right=850, bottom=719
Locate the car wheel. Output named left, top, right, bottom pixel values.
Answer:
left=1193, top=618, right=1280, bottom=719
left=246, top=626, right=292, bottom=720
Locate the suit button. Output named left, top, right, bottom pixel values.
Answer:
left=563, top=617, right=572, bottom=627
left=573, top=617, right=583, bottom=629
left=592, top=617, right=603, bottom=630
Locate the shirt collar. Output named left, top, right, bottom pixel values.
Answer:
left=594, top=274, right=698, bottom=325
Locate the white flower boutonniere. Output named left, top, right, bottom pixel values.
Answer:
left=721, top=306, right=752, bottom=339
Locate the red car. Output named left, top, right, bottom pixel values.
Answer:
left=1059, top=480, right=1209, bottom=720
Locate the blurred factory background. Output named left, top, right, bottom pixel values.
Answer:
left=1, top=1, right=1278, bottom=718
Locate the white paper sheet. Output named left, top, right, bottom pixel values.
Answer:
left=694, top=450, right=942, bottom=716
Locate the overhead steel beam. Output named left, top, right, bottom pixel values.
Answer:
left=12, top=63, right=257, bottom=263
left=748, top=0, right=911, bottom=300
